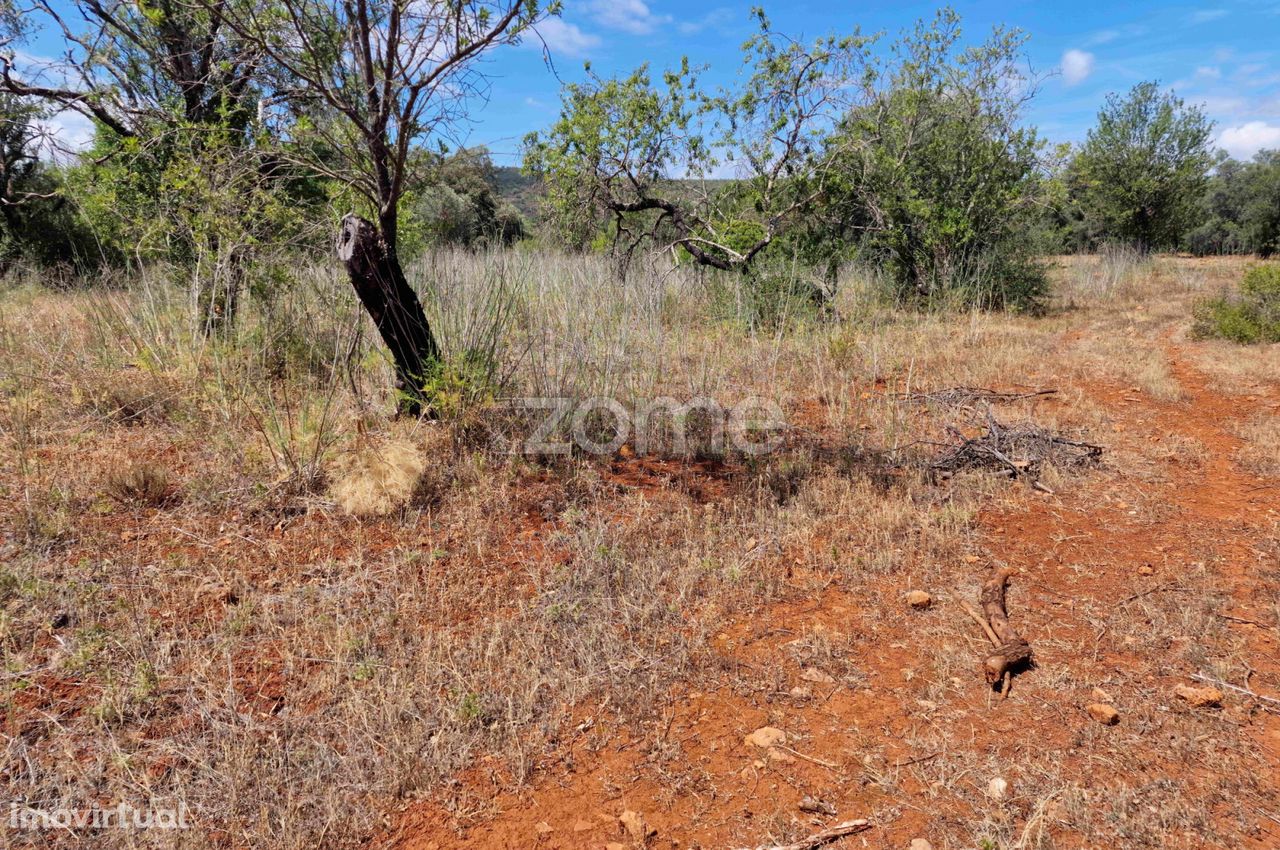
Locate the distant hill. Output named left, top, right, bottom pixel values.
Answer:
left=493, top=166, right=542, bottom=222
left=492, top=167, right=740, bottom=228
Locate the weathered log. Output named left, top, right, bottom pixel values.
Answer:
left=980, top=567, right=1032, bottom=684
left=336, top=213, right=439, bottom=417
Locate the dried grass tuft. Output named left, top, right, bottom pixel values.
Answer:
left=105, top=461, right=176, bottom=507
left=330, top=436, right=426, bottom=516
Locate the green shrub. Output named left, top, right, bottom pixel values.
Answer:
left=1193, top=265, right=1280, bottom=344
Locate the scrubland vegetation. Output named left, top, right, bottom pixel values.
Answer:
left=0, top=1, right=1278, bottom=849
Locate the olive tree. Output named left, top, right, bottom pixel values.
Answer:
left=829, top=10, right=1049, bottom=308
left=1074, top=81, right=1214, bottom=251
left=527, top=8, right=1051, bottom=311
left=0, top=0, right=279, bottom=332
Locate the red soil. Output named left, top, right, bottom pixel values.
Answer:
left=375, top=338, right=1280, bottom=850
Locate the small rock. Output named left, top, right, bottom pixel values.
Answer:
left=766, top=747, right=795, bottom=763
left=906, top=590, right=933, bottom=609
left=800, top=667, right=835, bottom=684
left=1174, top=683, right=1223, bottom=707
left=910, top=840, right=934, bottom=850
left=619, top=810, right=653, bottom=841
left=986, top=777, right=1008, bottom=800
left=1086, top=703, right=1120, bottom=725
left=745, top=726, right=787, bottom=748
left=906, top=588, right=936, bottom=606
left=789, top=686, right=812, bottom=699
left=607, top=845, right=626, bottom=850
left=572, top=819, right=594, bottom=832
left=1137, top=564, right=1155, bottom=576
left=533, top=821, right=553, bottom=837
left=798, top=796, right=837, bottom=816
left=1090, top=686, right=1113, bottom=702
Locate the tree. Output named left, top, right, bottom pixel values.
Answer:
left=0, top=0, right=277, bottom=332
left=0, top=0, right=261, bottom=138
left=1186, top=150, right=1280, bottom=257
left=524, top=11, right=871, bottom=276
left=0, top=94, right=98, bottom=273
left=827, top=10, right=1048, bottom=308
left=528, top=8, right=1049, bottom=311
left=219, top=0, right=550, bottom=416
left=416, top=146, right=525, bottom=248
left=1073, top=82, right=1214, bottom=251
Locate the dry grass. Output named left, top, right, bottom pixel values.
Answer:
left=329, top=434, right=427, bottom=516
left=0, top=252, right=1274, bottom=849
left=104, top=461, right=176, bottom=507
left=1235, top=414, right=1280, bottom=477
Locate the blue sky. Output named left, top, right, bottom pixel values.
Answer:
left=22, top=0, right=1280, bottom=164
left=483, top=0, right=1280, bottom=165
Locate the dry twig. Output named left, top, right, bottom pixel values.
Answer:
left=731, top=819, right=871, bottom=850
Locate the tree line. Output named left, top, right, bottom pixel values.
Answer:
left=1, top=3, right=1277, bottom=406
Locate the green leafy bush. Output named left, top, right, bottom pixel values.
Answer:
left=1193, top=265, right=1280, bottom=343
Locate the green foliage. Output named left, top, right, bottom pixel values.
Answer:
left=1186, top=150, right=1280, bottom=257
left=1193, top=265, right=1280, bottom=344
left=68, top=119, right=330, bottom=329
left=524, top=13, right=868, bottom=269
left=417, top=351, right=499, bottom=420
left=524, top=60, right=705, bottom=251
left=413, top=148, right=525, bottom=250
left=0, top=96, right=102, bottom=273
left=830, top=10, right=1049, bottom=310
left=1072, top=82, right=1214, bottom=251
left=715, top=264, right=826, bottom=331
left=527, top=8, right=1046, bottom=312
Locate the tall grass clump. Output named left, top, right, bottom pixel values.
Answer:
left=1060, top=242, right=1152, bottom=304
left=1194, top=264, right=1280, bottom=344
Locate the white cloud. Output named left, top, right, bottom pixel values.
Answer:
left=584, top=0, right=672, bottom=35
left=530, top=18, right=601, bottom=58
left=1217, top=121, right=1280, bottom=158
left=1195, top=94, right=1249, bottom=115
left=1194, top=65, right=1222, bottom=80
left=1060, top=49, right=1095, bottom=87
left=677, top=7, right=734, bottom=36
left=1189, top=8, right=1228, bottom=23
left=32, top=110, right=95, bottom=162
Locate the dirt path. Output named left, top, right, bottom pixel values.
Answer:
left=380, top=339, right=1280, bottom=850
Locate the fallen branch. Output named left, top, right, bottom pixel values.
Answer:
left=958, top=599, right=1001, bottom=646
left=732, top=819, right=871, bottom=850
left=892, top=751, right=941, bottom=768
left=776, top=745, right=840, bottom=770
left=1119, top=583, right=1187, bottom=605
left=980, top=568, right=1033, bottom=693
left=899, top=386, right=1058, bottom=407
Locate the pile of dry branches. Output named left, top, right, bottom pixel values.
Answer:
left=928, top=404, right=1103, bottom=489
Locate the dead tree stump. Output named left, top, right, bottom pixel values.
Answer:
left=336, top=214, right=439, bottom=417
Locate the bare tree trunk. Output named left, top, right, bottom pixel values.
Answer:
left=336, top=213, right=439, bottom=417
